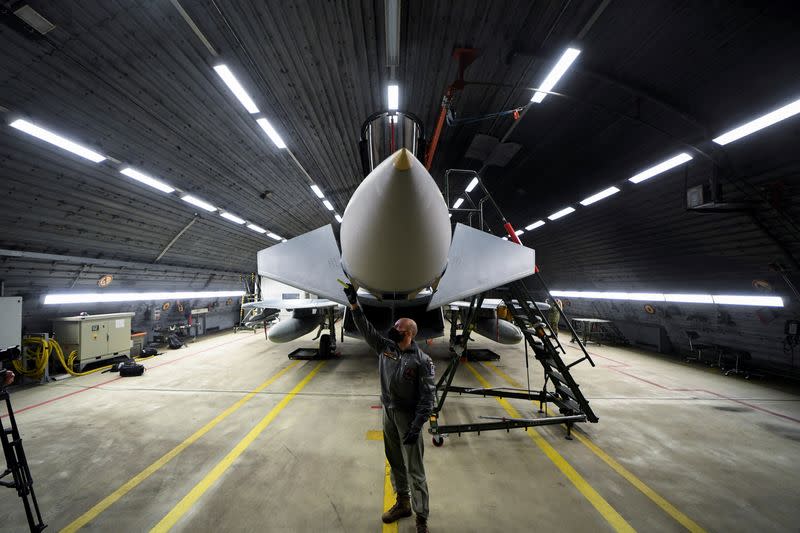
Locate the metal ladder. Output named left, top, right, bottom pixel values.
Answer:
left=427, top=168, right=599, bottom=444
left=0, top=389, right=46, bottom=532
left=502, top=279, right=598, bottom=425
left=428, top=278, right=598, bottom=444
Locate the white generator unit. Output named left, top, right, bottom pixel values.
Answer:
left=52, top=312, right=135, bottom=370
left=0, top=296, right=23, bottom=350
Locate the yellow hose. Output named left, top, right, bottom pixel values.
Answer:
left=15, top=336, right=150, bottom=380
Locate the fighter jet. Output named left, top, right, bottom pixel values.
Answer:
left=247, top=148, right=538, bottom=353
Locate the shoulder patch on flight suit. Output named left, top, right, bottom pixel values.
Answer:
left=428, top=361, right=435, bottom=376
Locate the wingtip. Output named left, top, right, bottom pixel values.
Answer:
left=393, top=148, right=413, bottom=170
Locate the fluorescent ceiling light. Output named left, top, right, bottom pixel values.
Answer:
left=44, top=290, right=245, bottom=305
left=10, top=119, right=106, bottom=162
left=525, top=220, right=545, bottom=231
left=713, top=97, right=800, bottom=146
left=385, top=0, right=400, bottom=68
left=334, top=213, right=343, bottom=223
left=13, top=5, right=55, bottom=35
left=531, top=47, right=581, bottom=103
left=120, top=167, right=175, bottom=193
left=580, top=186, right=620, bottom=206
left=452, top=198, right=464, bottom=209
left=323, top=200, right=334, bottom=211
left=465, top=177, right=479, bottom=193
left=267, top=232, right=283, bottom=241
left=388, top=85, right=399, bottom=110
left=547, top=206, right=575, bottom=220
left=282, top=239, right=287, bottom=243
left=213, top=64, right=259, bottom=114
left=549, top=290, right=783, bottom=308
left=247, top=223, right=267, bottom=233
left=515, top=229, right=524, bottom=236
left=310, top=184, right=325, bottom=198
left=220, top=212, right=246, bottom=224
left=550, top=290, right=666, bottom=301
left=664, top=294, right=714, bottom=304
left=629, top=153, right=693, bottom=184
left=181, top=195, right=216, bottom=212
left=712, top=295, right=783, bottom=307
left=256, top=118, right=287, bottom=149
left=502, top=237, right=508, bottom=240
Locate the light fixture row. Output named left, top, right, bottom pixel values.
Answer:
left=549, top=290, right=783, bottom=308
left=214, top=63, right=344, bottom=225
left=215, top=63, right=337, bottom=231
left=43, top=290, right=246, bottom=305
left=514, top=99, right=800, bottom=232
left=499, top=46, right=800, bottom=238
left=9, top=118, right=285, bottom=240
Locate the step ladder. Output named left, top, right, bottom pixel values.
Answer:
left=0, top=389, right=47, bottom=532
left=429, top=281, right=597, bottom=444
left=428, top=168, right=599, bottom=444
left=502, top=279, right=598, bottom=425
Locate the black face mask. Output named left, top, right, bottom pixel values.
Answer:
left=387, top=327, right=406, bottom=343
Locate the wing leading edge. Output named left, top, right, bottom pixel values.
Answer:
left=427, top=223, right=536, bottom=310
left=256, top=224, right=348, bottom=305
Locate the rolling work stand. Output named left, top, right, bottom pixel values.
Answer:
left=430, top=167, right=598, bottom=446
left=429, top=280, right=598, bottom=446
left=0, top=388, right=46, bottom=532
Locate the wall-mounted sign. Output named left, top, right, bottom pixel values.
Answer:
left=752, top=279, right=771, bottom=291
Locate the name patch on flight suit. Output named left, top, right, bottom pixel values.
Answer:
left=382, top=350, right=399, bottom=360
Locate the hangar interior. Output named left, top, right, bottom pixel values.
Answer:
left=0, top=1, right=799, bottom=532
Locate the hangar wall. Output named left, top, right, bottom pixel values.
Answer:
left=529, top=160, right=800, bottom=375
left=0, top=251, right=244, bottom=343
left=559, top=298, right=795, bottom=375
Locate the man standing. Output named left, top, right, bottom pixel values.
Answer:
left=547, top=298, right=563, bottom=338
left=344, top=284, right=435, bottom=533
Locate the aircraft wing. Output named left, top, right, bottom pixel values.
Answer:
left=428, top=224, right=536, bottom=310
left=256, top=224, right=349, bottom=305
left=242, top=298, right=340, bottom=311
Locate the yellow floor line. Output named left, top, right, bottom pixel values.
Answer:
left=482, top=362, right=706, bottom=533
left=465, top=362, right=635, bottom=533
left=150, top=361, right=326, bottom=532
left=382, top=459, right=398, bottom=533
left=60, top=360, right=301, bottom=533
left=365, top=429, right=396, bottom=532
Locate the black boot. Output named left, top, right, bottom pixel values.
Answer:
left=382, top=494, right=412, bottom=523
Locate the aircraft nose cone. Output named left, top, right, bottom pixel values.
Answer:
left=393, top=148, right=413, bottom=170
left=340, top=149, right=451, bottom=294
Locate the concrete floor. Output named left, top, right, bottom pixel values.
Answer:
left=1, top=329, right=799, bottom=532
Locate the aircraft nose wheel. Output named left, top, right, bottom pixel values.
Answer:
left=432, top=435, right=444, bottom=447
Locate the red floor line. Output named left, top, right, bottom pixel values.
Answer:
left=577, top=347, right=800, bottom=424
left=4, top=333, right=257, bottom=417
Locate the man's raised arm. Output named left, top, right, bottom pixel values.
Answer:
left=344, top=283, right=386, bottom=354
